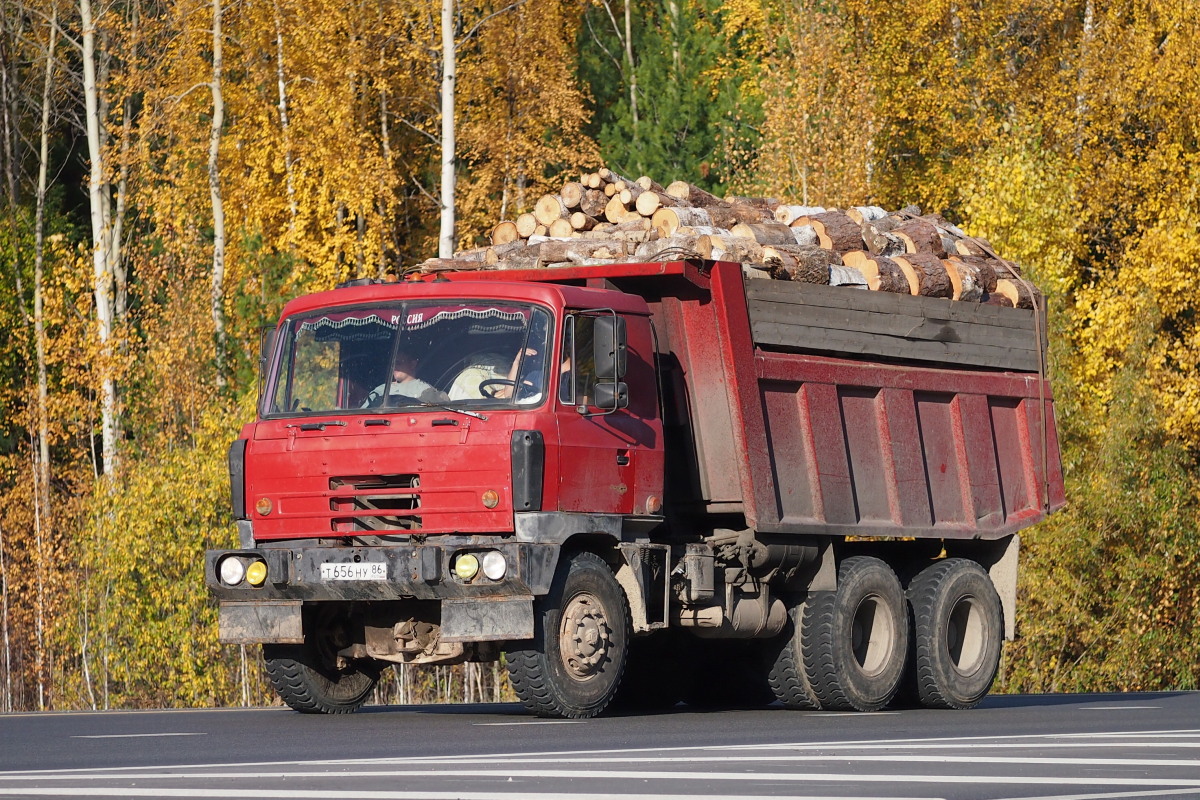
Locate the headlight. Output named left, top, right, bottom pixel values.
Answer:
left=482, top=551, right=507, bottom=580
left=219, top=556, right=246, bottom=586
left=245, top=560, right=268, bottom=586
left=454, top=553, right=480, bottom=581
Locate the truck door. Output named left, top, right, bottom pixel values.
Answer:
left=554, top=312, right=663, bottom=516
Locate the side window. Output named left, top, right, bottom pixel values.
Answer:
left=559, top=315, right=601, bottom=407
left=559, top=319, right=574, bottom=404
left=573, top=317, right=598, bottom=405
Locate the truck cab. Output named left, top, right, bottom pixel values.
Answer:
left=209, top=276, right=665, bottom=715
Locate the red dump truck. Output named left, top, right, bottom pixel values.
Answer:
left=206, top=259, right=1065, bottom=717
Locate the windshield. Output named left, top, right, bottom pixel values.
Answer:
left=265, top=301, right=553, bottom=416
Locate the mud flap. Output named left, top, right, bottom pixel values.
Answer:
left=219, top=600, right=303, bottom=644
left=441, top=596, right=535, bottom=642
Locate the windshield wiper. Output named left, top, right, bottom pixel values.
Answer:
left=411, top=401, right=488, bottom=421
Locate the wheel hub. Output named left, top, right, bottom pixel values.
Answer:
left=559, top=592, right=612, bottom=680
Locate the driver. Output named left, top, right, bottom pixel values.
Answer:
left=448, top=352, right=509, bottom=401
left=362, top=346, right=448, bottom=407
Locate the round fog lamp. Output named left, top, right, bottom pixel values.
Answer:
left=219, top=556, right=246, bottom=586
left=245, top=560, right=268, bottom=586
left=482, top=551, right=507, bottom=581
left=255, top=497, right=273, bottom=515
left=454, top=553, right=480, bottom=581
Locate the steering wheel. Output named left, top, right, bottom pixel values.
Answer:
left=479, top=378, right=516, bottom=398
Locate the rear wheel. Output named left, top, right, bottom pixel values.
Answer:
left=505, top=551, right=631, bottom=718
left=768, top=600, right=821, bottom=709
left=907, top=558, right=1003, bottom=709
left=263, top=632, right=380, bottom=714
left=801, top=556, right=908, bottom=711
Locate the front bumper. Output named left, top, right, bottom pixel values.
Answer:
left=205, top=541, right=558, bottom=603
left=207, top=541, right=559, bottom=645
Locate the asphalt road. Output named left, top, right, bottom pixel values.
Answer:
left=1, top=691, right=1198, bottom=799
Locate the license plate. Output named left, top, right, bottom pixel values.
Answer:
left=319, top=562, right=388, bottom=581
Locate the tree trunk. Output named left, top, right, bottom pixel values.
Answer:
left=730, top=222, right=803, bottom=246
left=763, top=244, right=832, bottom=284
left=603, top=193, right=637, bottom=223
left=490, top=221, right=519, bottom=245
left=560, top=181, right=585, bottom=210
left=894, top=219, right=946, bottom=258
left=697, top=234, right=763, bottom=263
left=635, top=175, right=664, bottom=192
left=580, top=188, right=607, bottom=217
left=893, top=253, right=953, bottom=298
left=842, top=250, right=911, bottom=294
left=845, top=206, right=887, bottom=224
left=0, top=521, right=9, bottom=712
left=515, top=212, right=538, bottom=238
left=274, top=0, right=298, bottom=235
left=209, top=0, right=227, bottom=387
left=81, top=0, right=119, bottom=476
left=651, top=205, right=712, bottom=236
left=547, top=218, right=574, bottom=237
left=775, top=204, right=825, bottom=225
left=33, top=7, right=56, bottom=612
left=795, top=211, right=864, bottom=253
left=534, top=193, right=569, bottom=226
left=665, top=180, right=723, bottom=207
left=438, top=0, right=456, bottom=257
left=945, top=255, right=998, bottom=297
left=569, top=211, right=599, bottom=231
left=994, top=277, right=1040, bottom=309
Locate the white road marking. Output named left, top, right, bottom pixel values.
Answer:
left=0, top=768, right=1197, bottom=788
left=0, top=791, right=945, bottom=800
left=1081, top=706, right=1162, bottom=711
left=997, top=791, right=1200, bottom=800
left=5, top=729, right=1199, bottom=776
left=71, top=733, right=207, bottom=739
left=474, top=721, right=589, bottom=726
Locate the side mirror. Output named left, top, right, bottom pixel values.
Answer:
left=593, top=315, right=627, bottom=380
left=592, top=381, right=629, bottom=411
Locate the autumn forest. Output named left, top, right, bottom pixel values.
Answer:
left=0, top=0, right=1197, bottom=710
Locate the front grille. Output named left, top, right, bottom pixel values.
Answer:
left=330, top=474, right=422, bottom=532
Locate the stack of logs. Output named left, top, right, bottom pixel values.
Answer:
left=416, top=167, right=1040, bottom=309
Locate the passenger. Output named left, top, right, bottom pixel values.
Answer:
left=362, top=346, right=448, bottom=406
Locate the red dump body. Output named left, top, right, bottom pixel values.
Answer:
left=439, top=258, right=1065, bottom=539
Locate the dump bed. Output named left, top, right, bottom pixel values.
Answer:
left=438, top=258, right=1066, bottom=540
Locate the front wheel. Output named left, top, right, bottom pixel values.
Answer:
left=263, top=641, right=380, bottom=714
left=505, top=551, right=631, bottom=718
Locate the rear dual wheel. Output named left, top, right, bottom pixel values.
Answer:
left=770, top=556, right=908, bottom=711
left=906, top=558, right=1003, bottom=709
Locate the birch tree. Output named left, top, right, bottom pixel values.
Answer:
left=438, top=0, right=455, bottom=257
left=209, top=0, right=226, bottom=386
left=79, top=0, right=121, bottom=475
